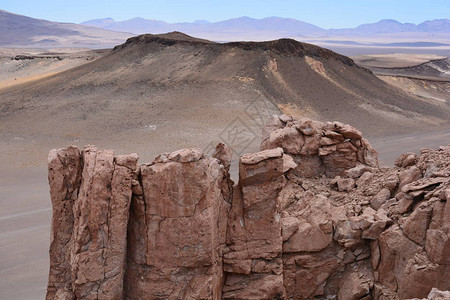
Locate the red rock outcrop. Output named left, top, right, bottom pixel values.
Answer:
left=46, top=116, right=449, bottom=299
left=260, top=115, right=378, bottom=177
left=124, top=147, right=231, bottom=299
left=222, top=148, right=289, bottom=299
left=47, top=146, right=82, bottom=300
left=47, top=146, right=137, bottom=299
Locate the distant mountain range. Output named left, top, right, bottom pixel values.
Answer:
left=0, top=9, right=131, bottom=48
left=0, top=9, right=449, bottom=53
left=79, top=17, right=450, bottom=55
left=330, top=19, right=450, bottom=35
left=81, top=16, right=326, bottom=37
left=81, top=16, right=450, bottom=37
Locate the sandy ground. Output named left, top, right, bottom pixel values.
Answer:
left=352, top=54, right=449, bottom=104
left=370, top=127, right=450, bottom=166
left=352, top=54, right=446, bottom=68
left=1, top=126, right=449, bottom=299
left=0, top=167, right=50, bottom=300
left=0, top=48, right=108, bottom=90
left=377, top=76, right=449, bottom=103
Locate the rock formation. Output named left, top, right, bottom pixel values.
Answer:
left=125, top=148, right=231, bottom=299
left=46, top=116, right=449, bottom=299
left=47, top=146, right=138, bottom=299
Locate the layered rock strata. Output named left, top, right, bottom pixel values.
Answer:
left=46, top=116, right=450, bottom=299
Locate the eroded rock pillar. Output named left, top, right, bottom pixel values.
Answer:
left=47, top=146, right=82, bottom=299
left=46, top=146, right=137, bottom=300
left=223, top=148, right=294, bottom=299
left=124, top=148, right=231, bottom=299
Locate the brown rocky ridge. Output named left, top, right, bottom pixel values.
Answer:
left=46, top=115, right=450, bottom=299
left=3, top=32, right=450, bottom=164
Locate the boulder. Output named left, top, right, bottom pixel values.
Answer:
left=344, top=164, right=376, bottom=179
left=333, top=177, right=356, bottom=192
left=370, top=188, right=391, bottom=210
left=397, top=166, right=422, bottom=193
left=395, top=152, right=417, bottom=168
left=283, top=217, right=332, bottom=252
left=356, top=171, right=374, bottom=187
left=283, top=250, right=342, bottom=299
left=261, top=126, right=304, bottom=155
left=396, top=192, right=415, bottom=214
left=338, top=268, right=372, bottom=300
left=402, top=205, right=433, bottom=245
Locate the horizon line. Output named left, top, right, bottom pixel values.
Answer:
left=1, top=9, right=448, bottom=31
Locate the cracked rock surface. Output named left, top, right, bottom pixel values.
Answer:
left=46, top=116, right=449, bottom=299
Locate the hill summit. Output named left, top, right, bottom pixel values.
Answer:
left=1, top=32, right=449, bottom=165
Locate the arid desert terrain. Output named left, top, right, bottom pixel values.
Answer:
left=0, top=31, right=449, bottom=299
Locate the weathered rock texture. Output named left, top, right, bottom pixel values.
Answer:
left=47, top=146, right=138, bottom=300
left=125, top=148, right=231, bottom=299
left=47, top=116, right=450, bottom=299
left=223, top=147, right=288, bottom=299
left=260, top=115, right=378, bottom=178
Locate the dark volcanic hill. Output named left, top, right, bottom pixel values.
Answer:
left=1, top=32, right=449, bottom=161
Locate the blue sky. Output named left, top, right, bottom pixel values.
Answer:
left=1, top=0, right=449, bottom=28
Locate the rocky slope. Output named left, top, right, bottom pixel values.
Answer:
left=46, top=115, right=449, bottom=299
left=2, top=32, right=450, bottom=171
left=377, top=76, right=449, bottom=103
